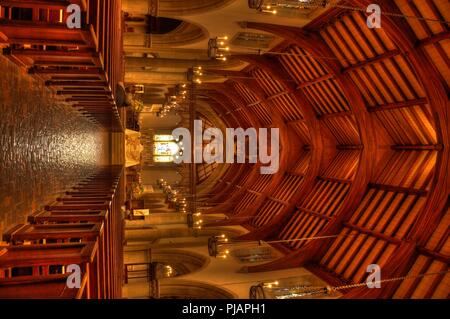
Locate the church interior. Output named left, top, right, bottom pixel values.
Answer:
left=0, top=0, right=448, bottom=300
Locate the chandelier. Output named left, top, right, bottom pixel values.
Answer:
left=250, top=280, right=332, bottom=299
left=175, top=83, right=188, bottom=98
left=207, top=233, right=359, bottom=259
left=187, top=212, right=203, bottom=229
left=248, top=270, right=450, bottom=299
left=208, top=234, right=230, bottom=258
left=207, top=36, right=229, bottom=61
left=207, top=234, right=275, bottom=260
left=187, top=66, right=203, bottom=84
left=157, top=179, right=188, bottom=213
left=248, top=0, right=329, bottom=13
left=158, top=84, right=188, bottom=118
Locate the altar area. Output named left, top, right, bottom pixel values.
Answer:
left=125, top=129, right=144, bottom=168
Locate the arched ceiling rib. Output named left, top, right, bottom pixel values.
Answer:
left=197, top=0, right=448, bottom=299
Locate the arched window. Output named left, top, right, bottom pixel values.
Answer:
left=146, top=16, right=183, bottom=34
left=153, top=135, right=180, bottom=163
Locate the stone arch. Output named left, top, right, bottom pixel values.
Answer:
left=151, top=21, right=208, bottom=47
left=151, top=249, right=210, bottom=276
left=124, top=19, right=208, bottom=48
left=159, top=279, right=236, bottom=299
left=123, top=0, right=235, bottom=17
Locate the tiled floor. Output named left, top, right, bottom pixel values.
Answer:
left=0, top=55, right=110, bottom=235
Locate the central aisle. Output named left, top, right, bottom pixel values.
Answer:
left=0, top=56, right=110, bottom=235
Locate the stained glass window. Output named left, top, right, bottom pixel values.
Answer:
left=153, top=135, right=180, bottom=162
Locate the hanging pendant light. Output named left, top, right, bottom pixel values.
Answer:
left=208, top=37, right=230, bottom=61
left=158, top=179, right=191, bottom=212
left=208, top=235, right=230, bottom=258
left=248, top=0, right=329, bottom=14
left=249, top=269, right=450, bottom=299
left=187, top=66, right=203, bottom=84
left=248, top=0, right=277, bottom=14
left=158, top=83, right=189, bottom=117
left=207, top=233, right=358, bottom=258
left=250, top=280, right=331, bottom=299
left=208, top=234, right=272, bottom=260
left=187, top=212, right=203, bottom=229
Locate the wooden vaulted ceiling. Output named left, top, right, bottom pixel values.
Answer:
left=196, top=113, right=219, bottom=185
left=197, top=0, right=449, bottom=298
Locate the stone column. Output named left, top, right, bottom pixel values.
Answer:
left=126, top=57, right=238, bottom=69
left=123, top=281, right=159, bottom=298
left=123, top=0, right=158, bottom=16
left=125, top=225, right=194, bottom=242
left=126, top=213, right=188, bottom=226
left=125, top=71, right=187, bottom=85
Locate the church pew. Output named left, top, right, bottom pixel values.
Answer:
left=0, top=0, right=123, bottom=130
left=0, top=165, right=123, bottom=298
left=45, top=201, right=111, bottom=211
left=3, top=222, right=102, bottom=244
left=0, top=1, right=86, bottom=11
left=3, top=221, right=107, bottom=298
left=43, top=167, right=123, bottom=297
left=57, top=196, right=113, bottom=202
left=75, top=183, right=118, bottom=188
left=0, top=165, right=123, bottom=299
left=28, top=209, right=108, bottom=224
left=77, top=180, right=118, bottom=184
left=68, top=189, right=115, bottom=195
left=0, top=242, right=97, bottom=298
left=84, top=176, right=120, bottom=179
left=65, top=191, right=115, bottom=197
left=47, top=180, right=112, bottom=215
left=0, top=273, right=88, bottom=299
left=3, top=47, right=103, bottom=69
left=80, top=181, right=118, bottom=184
left=82, top=177, right=119, bottom=182
left=0, top=19, right=95, bottom=47
left=56, top=197, right=113, bottom=204
left=26, top=209, right=111, bottom=297
left=69, top=187, right=116, bottom=191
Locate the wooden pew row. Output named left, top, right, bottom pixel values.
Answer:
left=28, top=209, right=113, bottom=298
left=61, top=165, right=122, bottom=298
left=0, top=242, right=94, bottom=299
left=73, top=164, right=123, bottom=298
left=0, top=165, right=124, bottom=299
left=3, top=223, right=102, bottom=244
left=44, top=164, right=123, bottom=298
left=0, top=0, right=123, bottom=131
